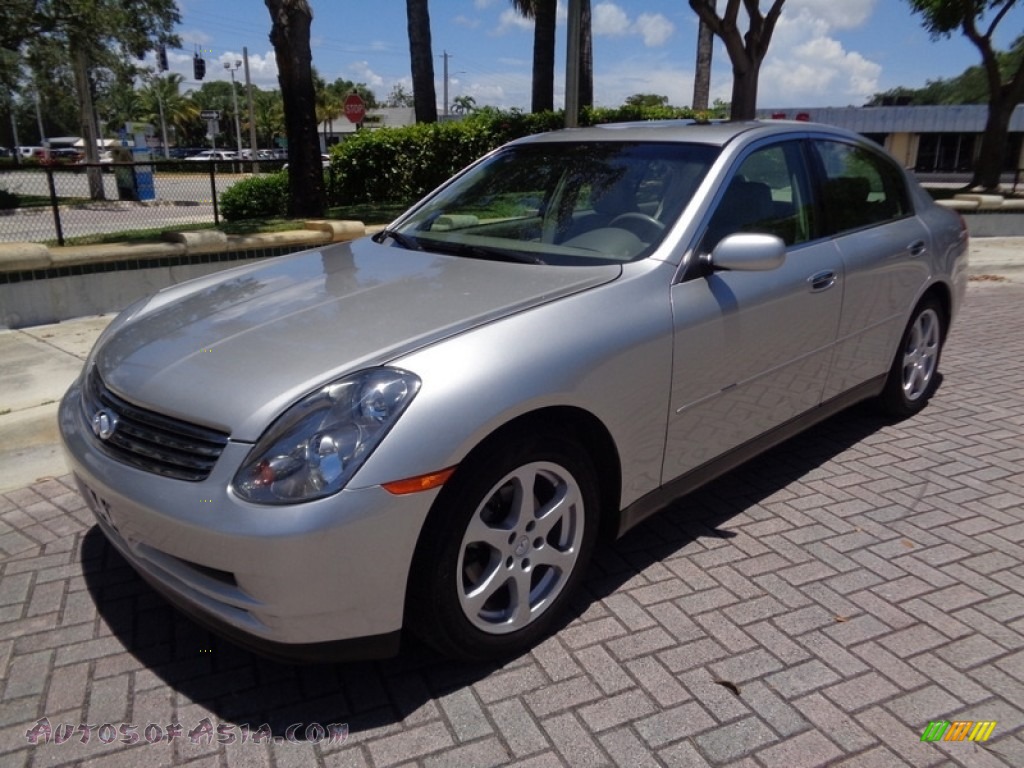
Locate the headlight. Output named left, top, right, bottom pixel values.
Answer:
left=232, top=368, right=421, bottom=504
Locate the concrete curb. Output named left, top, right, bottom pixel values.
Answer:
left=0, top=219, right=367, bottom=274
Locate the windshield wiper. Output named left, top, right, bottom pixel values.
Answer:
left=372, top=228, right=422, bottom=250
left=428, top=240, right=546, bottom=265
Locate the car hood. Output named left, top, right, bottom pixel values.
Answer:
left=94, top=238, right=620, bottom=440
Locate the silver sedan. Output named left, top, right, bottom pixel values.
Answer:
left=59, top=120, right=969, bottom=662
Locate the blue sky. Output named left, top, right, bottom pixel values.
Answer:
left=168, top=0, right=1024, bottom=110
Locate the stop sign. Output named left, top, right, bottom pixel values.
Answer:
left=344, top=93, right=366, bottom=124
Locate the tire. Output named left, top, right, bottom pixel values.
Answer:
left=879, top=296, right=946, bottom=418
left=408, top=430, right=600, bottom=661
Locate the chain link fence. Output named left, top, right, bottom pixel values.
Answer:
left=0, top=160, right=285, bottom=245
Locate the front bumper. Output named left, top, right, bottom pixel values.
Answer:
left=60, top=379, right=438, bottom=661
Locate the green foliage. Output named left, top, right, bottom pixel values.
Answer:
left=623, top=93, right=670, bottom=108
left=327, top=106, right=706, bottom=206
left=867, top=37, right=1024, bottom=105
left=219, top=172, right=289, bottom=221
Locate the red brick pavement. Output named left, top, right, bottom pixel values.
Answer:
left=2, top=281, right=1022, bottom=767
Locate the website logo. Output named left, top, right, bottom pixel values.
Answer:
left=920, top=720, right=997, bottom=743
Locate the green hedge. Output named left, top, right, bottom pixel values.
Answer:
left=219, top=171, right=289, bottom=221
left=327, top=105, right=706, bottom=206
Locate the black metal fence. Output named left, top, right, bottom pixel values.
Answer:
left=0, top=160, right=285, bottom=246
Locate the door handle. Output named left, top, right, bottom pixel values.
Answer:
left=807, top=270, right=837, bottom=292
left=908, top=240, right=926, bottom=257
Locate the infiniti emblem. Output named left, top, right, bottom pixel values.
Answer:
left=91, top=409, right=119, bottom=441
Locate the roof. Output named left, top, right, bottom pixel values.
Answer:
left=756, top=104, right=1024, bottom=133
left=512, top=119, right=862, bottom=147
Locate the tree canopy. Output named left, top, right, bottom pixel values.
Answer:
left=904, top=0, right=1024, bottom=189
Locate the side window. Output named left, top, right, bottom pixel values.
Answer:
left=814, top=140, right=910, bottom=234
left=701, top=142, right=814, bottom=252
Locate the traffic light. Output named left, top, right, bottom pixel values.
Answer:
left=193, top=54, right=206, bottom=81
left=157, top=45, right=168, bottom=71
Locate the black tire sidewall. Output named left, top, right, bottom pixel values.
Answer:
left=881, top=296, right=946, bottom=418
left=408, top=431, right=600, bottom=661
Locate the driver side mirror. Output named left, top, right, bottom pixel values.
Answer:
left=705, top=233, right=786, bottom=272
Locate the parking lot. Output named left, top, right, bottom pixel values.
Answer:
left=1, top=279, right=1023, bottom=767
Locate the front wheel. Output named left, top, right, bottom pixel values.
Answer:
left=408, top=432, right=600, bottom=661
left=879, top=296, right=946, bottom=418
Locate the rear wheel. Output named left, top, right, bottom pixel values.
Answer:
left=879, top=296, right=945, bottom=417
left=408, top=431, right=599, bottom=661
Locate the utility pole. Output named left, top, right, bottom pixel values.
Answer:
left=244, top=47, right=259, bottom=165
left=225, top=60, right=244, bottom=158
left=442, top=50, right=450, bottom=117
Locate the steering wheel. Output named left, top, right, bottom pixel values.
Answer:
left=608, top=212, right=665, bottom=242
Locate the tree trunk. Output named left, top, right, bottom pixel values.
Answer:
left=965, top=24, right=1024, bottom=191
left=71, top=44, right=105, bottom=200
left=973, top=90, right=1017, bottom=190
left=578, top=0, right=593, bottom=109
left=688, top=0, right=785, bottom=121
left=531, top=0, right=556, bottom=112
left=406, top=0, right=438, bottom=123
left=265, top=0, right=325, bottom=218
left=730, top=59, right=759, bottom=120
left=692, top=1, right=715, bottom=111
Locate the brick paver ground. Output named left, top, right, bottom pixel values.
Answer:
left=2, top=280, right=1023, bottom=767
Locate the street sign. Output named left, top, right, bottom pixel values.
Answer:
left=344, top=93, right=366, bottom=124
left=200, top=110, right=221, bottom=121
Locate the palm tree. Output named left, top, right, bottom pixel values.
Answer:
left=313, top=70, right=343, bottom=146
left=406, top=0, right=437, bottom=122
left=252, top=89, right=285, bottom=148
left=451, top=94, right=476, bottom=114
left=265, top=0, right=324, bottom=216
left=692, top=0, right=716, bottom=110
left=140, top=73, right=199, bottom=151
left=511, top=0, right=557, bottom=112
left=579, top=0, right=592, bottom=109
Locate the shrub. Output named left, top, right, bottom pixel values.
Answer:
left=219, top=171, right=289, bottom=221
left=326, top=105, right=709, bottom=207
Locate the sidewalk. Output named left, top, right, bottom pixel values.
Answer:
left=1, top=237, right=1022, bottom=492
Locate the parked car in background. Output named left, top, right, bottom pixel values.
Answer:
left=60, top=120, right=968, bottom=664
left=185, top=150, right=239, bottom=161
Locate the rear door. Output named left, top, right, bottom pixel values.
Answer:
left=810, top=138, right=932, bottom=400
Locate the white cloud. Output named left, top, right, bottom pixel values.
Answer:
left=754, top=4, right=881, bottom=105
left=634, top=13, right=674, bottom=47
left=592, top=3, right=674, bottom=47
left=787, top=0, right=876, bottom=31
left=593, top=3, right=630, bottom=36
left=496, top=8, right=533, bottom=34
left=347, top=61, right=385, bottom=88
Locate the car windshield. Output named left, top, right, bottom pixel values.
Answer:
left=392, top=141, right=719, bottom=266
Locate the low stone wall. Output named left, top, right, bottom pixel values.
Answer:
left=0, top=220, right=366, bottom=329
left=938, top=195, right=1024, bottom=237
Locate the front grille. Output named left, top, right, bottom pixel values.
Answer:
left=83, top=368, right=230, bottom=482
